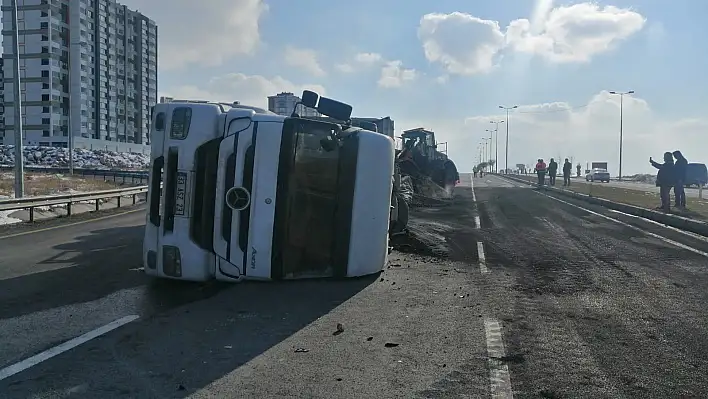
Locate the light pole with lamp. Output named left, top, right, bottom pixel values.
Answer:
left=499, top=105, right=518, bottom=174
left=482, top=138, right=490, bottom=170
left=489, top=120, right=504, bottom=172
left=485, top=129, right=495, bottom=171
left=10, top=0, right=24, bottom=197
left=608, top=90, right=634, bottom=181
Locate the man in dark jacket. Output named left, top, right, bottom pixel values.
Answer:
left=562, top=158, right=572, bottom=186
left=673, top=150, right=688, bottom=208
left=650, top=152, right=676, bottom=212
left=547, top=158, right=558, bottom=186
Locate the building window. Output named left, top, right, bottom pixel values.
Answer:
left=42, top=118, right=50, bottom=124
left=42, top=94, right=50, bottom=101
left=42, top=131, right=50, bottom=137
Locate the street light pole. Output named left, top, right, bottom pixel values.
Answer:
left=11, top=0, right=24, bottom=197
left=490, top=120, right=503, bottom=172
left=608, top=90, right=634, bottom=181
left=499, top=105, right=518, bottom=174
left=483, top=138, right=490, bottom=168
left=485, top=129, right=494, bottom=171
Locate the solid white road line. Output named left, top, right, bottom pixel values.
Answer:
left=470, top=174, right=477, bottom=202
left=606, top=208, right=708, bottom=244
left=470, top=175, right=481, bottom=228
left=484, top=318, right=514, bottom=398
left=478, top=241, right=489, bottom=273
left=0, top=315, right=139, bottom=381
left=535, top=190, right=708, bottom=258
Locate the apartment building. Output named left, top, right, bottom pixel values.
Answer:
left=0, top=57, right=4, bottom=144
left=1, top=0, right=157, bottom=152
left=267, top=92, right=321, bottom=117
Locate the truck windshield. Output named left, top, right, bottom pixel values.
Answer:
left=280, top=119, right=341, bottom=278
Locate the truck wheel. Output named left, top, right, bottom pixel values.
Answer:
left=389, top=194, right=409, bottom=234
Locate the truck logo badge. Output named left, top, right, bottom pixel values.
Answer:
left=225, top=186, right=250, bottom=211
left=265, top=198, right=272, bottom=204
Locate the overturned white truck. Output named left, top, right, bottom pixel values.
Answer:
left=143, top=91, right=404, bottom=282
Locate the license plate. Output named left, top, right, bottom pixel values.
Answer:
left=175, top=171, right=187, bottom=216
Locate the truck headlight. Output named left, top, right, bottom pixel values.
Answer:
left=162, top=245, right=182, bottom=277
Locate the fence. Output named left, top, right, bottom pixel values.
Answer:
left=0, top=166, right=149, bottom=185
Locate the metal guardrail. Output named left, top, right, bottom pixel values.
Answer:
left=0, top=166, right=149, bottom=185
left=0, top=185, right=148, bottom=222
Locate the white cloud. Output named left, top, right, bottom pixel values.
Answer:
left=283, top=46, right=326, bottom=76
left=378, top=61, right=417, bottom=88
left=335, top=63, right=355, bottom=73
left=402, top=91, right=705, bottom=175
left=335, top=52, right=384, bottom=73
left=161, top=73, right=325, bottom=109
left=354, top=52, right=383, bottom=64
left=119, top=0, right=267, bottom=70
left=418, top=12, right=506, bottom=75
left=418, top=2, right=646, bottom=74
left=335, top=52, right=416, bottom=88
left=506, top=3, right=646, bottom=62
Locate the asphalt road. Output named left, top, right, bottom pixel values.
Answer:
left=1, top=175, right=708, bottom=398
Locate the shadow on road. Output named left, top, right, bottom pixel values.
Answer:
left=1, top=275, right=378, bottom=397
left=0, top=225, right=225, bottom=320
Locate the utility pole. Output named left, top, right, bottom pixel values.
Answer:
left=609, top=90, right=634, bottom=181
left=11, top=0, right=24, bottom=197
left=485, top=129, right=494, bottom=170
left=499, top=105, right=518, bottom=174
left=482, top=138, right=490, bottom=169
left=490, top=120, right=504, bottom=172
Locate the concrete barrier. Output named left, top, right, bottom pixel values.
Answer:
left=497, top=173, right=708, bottom=237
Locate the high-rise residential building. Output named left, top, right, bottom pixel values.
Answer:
left=267, top=92, right=321, bottom=117
left=1, top=0, right=157, bottom=152
left=0, top=57, right=4, bottom=144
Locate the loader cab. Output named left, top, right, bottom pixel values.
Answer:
left=401, top=128, right=439, bottom=160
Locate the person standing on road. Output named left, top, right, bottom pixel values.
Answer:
left=547, top=158, right=558, bottom=186
left=650, top=152, right=676, bottom=212
left=563, top=158, right=572, bottom=186
left=535, top=158, right=547, bottom=186
left=576, top=164, right=582, bottom=177
left=672, top=150, right=688, bottom=209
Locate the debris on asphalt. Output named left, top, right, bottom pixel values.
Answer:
left=384, top=342, right=399, bottom=348
left=333, top=323, right=345, bottom=336
left=295, top=348, right=309, bottom=353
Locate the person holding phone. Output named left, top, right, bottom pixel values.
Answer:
left=650, top=152, right=676, bottom=212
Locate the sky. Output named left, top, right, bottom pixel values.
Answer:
left=42, top=1, right=708, bottom=174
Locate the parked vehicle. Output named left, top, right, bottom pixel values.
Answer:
left=586, top=168, right=610, bottom=182
left=684, top=163, right=708, bottom=187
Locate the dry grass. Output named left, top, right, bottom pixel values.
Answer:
left=0, top=172, right=120, bottom=197
left=512, top=175, right=708, bottom=220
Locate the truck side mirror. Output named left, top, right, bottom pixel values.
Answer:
left=301, top=90, right=319, bottom=108
left=317, top=96, right=352, bottom=121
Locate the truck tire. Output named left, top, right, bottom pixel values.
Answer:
left=389, top=193, right=409, bottom=234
